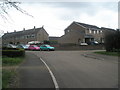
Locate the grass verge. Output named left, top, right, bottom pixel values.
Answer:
left=2, top=70, right=16, bottom=88
left=2, top=57, right=24, bottom=66
left=2, top=56, right=24, bottom=88
left=94, top=51, right=120, bottom=57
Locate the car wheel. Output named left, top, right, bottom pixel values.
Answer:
left=47, top=49, right=50, bottom=51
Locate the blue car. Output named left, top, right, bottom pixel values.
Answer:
left=40, top=45, right=55, bottom=51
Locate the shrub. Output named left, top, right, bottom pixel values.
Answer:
left=2, top=49, right=25, bottom=57
left=105, top=29, right=120, bottom=52
left=2, top=47, right=19, bottom=50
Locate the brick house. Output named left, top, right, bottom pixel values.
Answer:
left=2, top=26, right=49, bottom=45
left=58, top=21, right=115, bottom=45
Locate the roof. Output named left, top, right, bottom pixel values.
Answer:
left=2, top=27, right=43, bottom=38
left=74, top=21, right=100, bottom=30
left=101, top=27, right=115, bottom=31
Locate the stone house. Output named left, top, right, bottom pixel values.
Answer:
left=2, top=26, right=49, bottom=45
left=58, top=21, right=115, bottom=45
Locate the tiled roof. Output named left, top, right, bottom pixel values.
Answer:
left=101, top=27, right=115, bottom=31
left=74, top=21, right=100, bottom=30
left=2, top=27, right=42, bottom=38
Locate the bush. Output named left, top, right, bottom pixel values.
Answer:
left=2, top=49, right=25, bottom=57
left=105, top=29, right=120, bottom=52
left=2, top=47, right=19, bottom=50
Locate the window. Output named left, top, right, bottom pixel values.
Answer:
left=97, top=30, right=99, bottom=34
left=89, top=30, right=92, bottom=33
left=31, top=34, right=35, bottom=38
left=68, top=30, right=70, bottom=32
left=100, top=30, right=103, bottom=33
left=94, top=30, right=96, bottom=34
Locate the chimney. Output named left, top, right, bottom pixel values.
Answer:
left=42, top=25, right=44, bottom=28
left=34, top=26, right=36, bottom=30
left=23, top=28, right=25, bottom=31
left=14, top=30, right=16, bottom=32
left=7, top=31, right=9, bottom=33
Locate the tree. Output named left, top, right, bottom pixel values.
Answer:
left=105, top=29, right=120, bottom=52
left=0, top=0, right=33, bottom=21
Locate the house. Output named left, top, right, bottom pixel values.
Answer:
left=2, top=26, right=49, bottom=45
left=58, top=21, right=115, bottom=45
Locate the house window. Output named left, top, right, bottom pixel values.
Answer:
left=89, top=30, right=92, bottom=33
left=100, top=30, right=103, bottom=33
left=27, top=35, right=29, bottom=38
left=97, top=30, right=99, bottom=34
left=31, top=34, right=35, bottom=38
left=94, top=30, right=96, bottom=34
left=68, top=30, right=70, bottom=32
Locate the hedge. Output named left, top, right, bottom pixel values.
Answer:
left=104, top=29, right=120, bottom=52
left=2, top=47, right=19, bottom=50
left=2, top=49, right=25, bottom=57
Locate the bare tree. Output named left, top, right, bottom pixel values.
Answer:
left=0, top=0, right=33, bottom=21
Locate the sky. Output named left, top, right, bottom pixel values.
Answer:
left=0, top=0, right=119, bottom=37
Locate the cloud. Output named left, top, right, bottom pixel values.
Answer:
left=78, top=9, right=117, bottom=29
left=0, top=1, right=118, bottom=37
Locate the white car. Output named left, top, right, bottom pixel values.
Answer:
left=80, top=43, right=88, bottom=46
left=6, top=44, right=17, bottom=48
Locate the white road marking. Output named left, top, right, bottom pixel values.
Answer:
left=40, top=57, right=59, bottom=90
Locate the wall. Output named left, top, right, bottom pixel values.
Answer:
left=58, top=22, right=85, bottom=45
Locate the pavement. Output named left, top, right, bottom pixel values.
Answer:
left=17, top=52, right=55, bottom=88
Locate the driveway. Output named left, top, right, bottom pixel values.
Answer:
left=32, top=50, right=118, bottom=88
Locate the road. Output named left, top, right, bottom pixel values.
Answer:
left=31, top=50, right=118, bottom=88
left=18, top=52, right=55, bottom=88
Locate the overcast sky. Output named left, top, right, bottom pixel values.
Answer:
left=0, top=0, right=119, bottom=37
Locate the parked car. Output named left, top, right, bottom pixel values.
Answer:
left=80, top=43, right=88, bottom=46
left=16, top=44, right=29, bottom=50
left=25, top=44, right=30, bottom=48
left=28, top=45, right=40, bottom=50
left=6, top=44, right=17, bottom=48
left=40, top=45, right=55, bottom=51
left=90, top=41, right=99, bottom=45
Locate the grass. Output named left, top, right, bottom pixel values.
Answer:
left=94, top=51, right=120, bottom=56
left=2, top=70, right=16, bottom=88
left=2, top=56, right=24, bottom=88
left=2, top=57, right=24, bottom=66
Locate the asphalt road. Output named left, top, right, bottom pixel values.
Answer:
left=32, top=50, right=118, bottom=88
left=18, top=52, right=55, bottom=88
